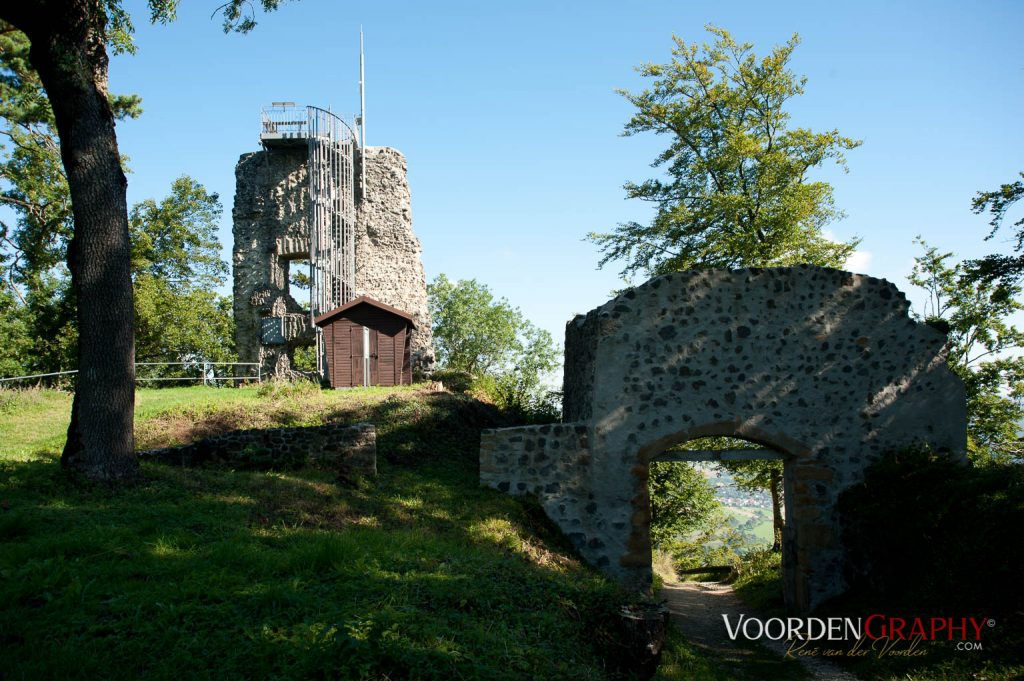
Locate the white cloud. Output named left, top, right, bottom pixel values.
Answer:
left=844, top=250, right=873, bottom=274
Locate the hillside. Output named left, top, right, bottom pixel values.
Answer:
left=2, top=385, right=616, bottom=678
left=0, top=384, right=748, bottom=680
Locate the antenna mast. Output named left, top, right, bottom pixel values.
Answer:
left=359, top=28, right=366, bottom=197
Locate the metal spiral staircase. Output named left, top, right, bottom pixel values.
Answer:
left=259, top=103, right=359, bottom=377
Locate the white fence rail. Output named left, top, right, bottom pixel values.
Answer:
left=0, top=362, right=262, bottom=386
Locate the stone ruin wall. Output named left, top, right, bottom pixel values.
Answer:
left=232, top=146, right=309, bottom=377
left=142, top=422, right=377, bottom=475
left=355, top=147, right=433, bottom=366
left=482, top=266, right=967, bottom=612
left=232, top=145, right=434, bottom=378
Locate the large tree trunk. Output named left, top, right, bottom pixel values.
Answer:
left=770, top=467, right=784, bottom=552
left=3, top=2, right=138, bottom=481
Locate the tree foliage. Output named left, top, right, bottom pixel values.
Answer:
left=0, top=27, right=142, bottom=287
left=130, top=178, right=235, bottom=366
left=589, top=25, right=860, bottom=280
left=965, top=171, right=1024, bottom=288
left=427, top=274, right=559, bottom=417
left=599, top=27, right=863, bottom=550
left=428, top=274, right=525, bottom=375
left=0, top=25, right=141, bottom=376
left=129, top=176, right=227, bottom=289
left=0, top=2, right=286, bottom=480
left=910, top=239, right=1024, bottom=463
left=134, top=278, right=234, bottom=365
left=0, top=68, right=236, bottom=377
left=1, top=26, right=235, bottom=374
left=0, top=285, right=30, bottom=376
left=648, top=461, right=720, bottom=549
left=1, top=24, right=139, bottom=377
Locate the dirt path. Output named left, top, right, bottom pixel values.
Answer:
left=661, top=581, right=860, bottom=681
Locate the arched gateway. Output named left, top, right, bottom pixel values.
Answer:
left=480, top=266, right=966, bottom=612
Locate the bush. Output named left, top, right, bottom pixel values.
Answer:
left=466, top=373, right=561, bottom=424
left=665, top=524, right=747, bottom=577
left=838, top=447, right=1024, bottom=617
left=255, top=377, right=321, bottom=400
left=731, top=547, right=784, bottom=613
left=429, top=368, right=474, bottom=393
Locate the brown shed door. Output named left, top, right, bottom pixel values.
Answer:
left=377, top=332, right=395, bottom=386
left=393, top=328, right=405, bottom=385
left=402, top=327, right=412, bottom=384
left=350, top=324, right=364, bottom=386
left=333, top=321, right=352, bottom=387
left=323, top=325, right=335, bottom=386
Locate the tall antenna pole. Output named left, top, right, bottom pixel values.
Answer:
left=359, top=28, right=366, bottom=198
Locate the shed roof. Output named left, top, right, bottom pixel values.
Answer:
left=313, top=295, right=417, bottom=329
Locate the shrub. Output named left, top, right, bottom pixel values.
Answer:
left=255, top=377, right=321, bottom=400
left=731, top=547, right=784, bottom=613
left=838, top=447, right=1024, bottom=617
left=429, top=368, right=474, bottom=393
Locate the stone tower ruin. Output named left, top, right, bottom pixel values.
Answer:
left=232, top=103, right=434, bottom=380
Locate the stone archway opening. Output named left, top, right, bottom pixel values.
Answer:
left=640, top=427, right=816, bottom=608
left=479, top=267, right=967, bottom=612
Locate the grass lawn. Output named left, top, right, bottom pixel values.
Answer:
left=3, top=385, right=636, bottom=679
left=1, top=384, right=745, bottom=680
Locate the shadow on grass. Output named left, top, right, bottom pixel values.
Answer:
left=1, top=441, right=632, bottom=680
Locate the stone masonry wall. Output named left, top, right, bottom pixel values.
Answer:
left=562, top=312, right=599, bottom=422
left=484, top=266, right=967, bottom=612
left=355, top=147, right=435, bottom=371
left=142, top=422, right=376, bottom=475
left=480, top=423, right=643, bottom=572
left=232, top=147, right=313, bottom=377
left=232, top=144, right=434, bottom=378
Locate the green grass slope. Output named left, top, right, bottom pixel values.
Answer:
left=1, top=385, right=630, bottom=680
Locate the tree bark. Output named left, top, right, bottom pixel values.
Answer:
left=770, top=467, right=784, bottom=553
left=2, top=1, right=138, bottom=481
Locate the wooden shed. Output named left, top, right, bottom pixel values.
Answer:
left=314, top=296, right=416, bottom=388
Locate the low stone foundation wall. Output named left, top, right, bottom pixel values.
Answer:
left=482, top=423, right=630, bottom=569
left=141, top=422, right=376, bottom=475
left=480, top=423, right=590, bottom=495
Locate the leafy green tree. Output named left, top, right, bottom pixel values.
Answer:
left=0, top=285, right=30, bottom=377
left=589, top=25, right=860, bottom=280
left=910, top=239, right=1024, bottom=463
left=134, top=278, right=234, bottom=367
left=428, top=274, right=522, bottom=375
left=130, top=177, right=235, bottom=367
left=289, top=268, right=311, bottom=310
left=966, top=172, right=1024, bottom=288
left=1, top=26, right=140, bottom=378
left=428, top=274, right=559, bottom=416
left=648, top=461, right=720, bottom=549
left=0, top=2, right=286, bottom=481
left=596, top=26, right=862, bottom=550
left=2, top=31, right=234, bottom=377
left=19, top=274, right=77, bottom=374
left=2, top=172, right=235, bottom=376
left=129, top=176, right=228, bottom=290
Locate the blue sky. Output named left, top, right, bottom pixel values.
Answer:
left=110, top=0, right=1024, bottom=345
